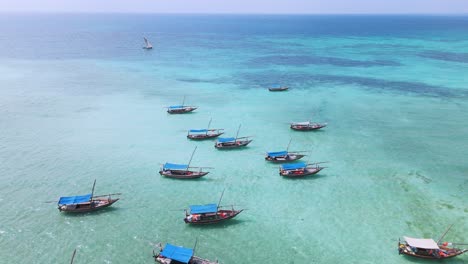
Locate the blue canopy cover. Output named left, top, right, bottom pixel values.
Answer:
left=58, top=194, right=92, bottom=205
left=189, top=129, right=208, bottom=133
left=217, top=137, right=235, bottom=143
left=163, top=163, right=189, bottom=170
left=190, top=203, right=218, bottom=214
left=160, top=243, right=193, bottom=264
left=267, top=151, right=288, bottom=157
left=281, top=162, right=306, bottom=170
left=169, top=105, right=184, bottom=109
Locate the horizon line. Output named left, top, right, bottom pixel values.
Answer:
left=1, top=11, right=468, bottom=16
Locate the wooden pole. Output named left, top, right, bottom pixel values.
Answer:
left=182, top=95, right=186, bottom=106
left=70, top=249, right=76, bottom=264
left=217, top=189, right=226, bottom=210
left=91, top=179, right=97, bottom=199
left=206, top=118, right=212, bottom=135
left=186, top=146, right=197, bottom=171
left=437, top=223, right=454, bottom=244
left=235, top=124, right=241, bottom=141
left=286, top=138, right=292, bottom=152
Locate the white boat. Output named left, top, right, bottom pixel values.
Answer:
left=143, top=37, right=153, bottom=49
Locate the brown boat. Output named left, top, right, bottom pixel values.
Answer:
left=153, top=243, right=218, bottom=264
left=399, top=225, right=467, bottom=259
left=214, top=124, right=252, bottom=149
left=166, top=96, right=197, bottom=114
left=159, top=147, right=211, bottom=179
left=279, top=162, right=326, bottom=177
left=187, top=118, right=224, bottom=140
left=290, top=121, right=326, bottom=131
left=57, top=180, right=120, bottom=213
left=268, top=85, right=289, bottom=92
left=265, top=139, right=306, bottom=163
left=184, top=190, right=243, bottom=225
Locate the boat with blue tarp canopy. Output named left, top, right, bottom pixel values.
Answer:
left=159, top=147, right=211, bottom=179
left=265, top=139, right=306, bottom=163
left=154, top=242, right=218, bottom=264
left=167, top=96, right=197, bottom=114
left=279, top=162, right=326, bottom=178
left=57, top=180, right=120, bottom=213
left=58, top=194, right=92, bottom=205
left=163, top=163, right=189, bottom=170
left=291, top=120, right=327, bottom=131
left=160, top=243, right=193, bottom=263
left=189, top=204, right=218, bottom=214
left=215, top=125, right=252, bottom=149
left=187, top=118, right=224, bottom=140
left=184, top=190, right=244, bottom=225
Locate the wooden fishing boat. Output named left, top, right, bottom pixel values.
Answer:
left=215, top=125, right=252, bottom=149
left=57, top=180, right=119, bottom=213
left=159, top=147, right=211, bottom=179
left=290, top=121, right=327, bottom=131
left=184, top=190, right=243, bottom=225
left=398, top=225, right=467, bottom=259
left=265, top=139, right=306, bottom=163
left=187, top=118, right=224, bottom=140
left=167, top=105, right=197, bottom=114
left=279, top=162, right=326, bottom=177
left=153, top=243, right=218, bottom=264
left=265, top=151, right=305, bottom=163
left=143, top=37, right=153, bottom=49
left=166, top=96, right=197, bottom=114
left=268, top=84, right=289, bottom=92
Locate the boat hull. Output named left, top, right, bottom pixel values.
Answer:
left=187, top=132, right=224, bottom=140
left=280, top=167, right=323, bottom=177
left=184, top=210, right=244, bottom=225
left=290, top=124, right=326, bottom=131
left=215, top=140, right=252, bottom=149
left=269, top=87, right=289, bottom=92
left=398, top=243, right=467, bottom=259
left=58, top=198, right=119, bottom=213
left=167, top=107, right=197, bottom=114
left=159, top=170, right=209, bottom=179
left=265, top=154, right=305, bottom=163
left=155, top=255, right=217, bottom=264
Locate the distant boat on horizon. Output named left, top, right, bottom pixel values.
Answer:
left=143, top=37, right=153, bottom=49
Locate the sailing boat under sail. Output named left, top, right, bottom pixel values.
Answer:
left=143, top=37, right=153, bottom=50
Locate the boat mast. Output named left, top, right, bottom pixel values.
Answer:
left=70, top=249, right=76, bottom=264
left=91, top=179, right=97, bottom=199
left=235, top=124, right=241, bottom=141
left=206, top=118, right=212, bottom=135
left=181, top=95, right=186, bottom=106
left=286, top=138, right=292, bottom=152
left=217, top=188, right=225, bottom=210
left=437, top=223, right=454, bottom=244
left=193, top=238, right=199, bottom=255
left=186, top=146, right=197, bottom=171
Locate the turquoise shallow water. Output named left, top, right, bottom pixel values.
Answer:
left=0, top=14, right=467, bottom=263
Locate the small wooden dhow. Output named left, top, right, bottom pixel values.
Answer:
left=215, top=125, right=252, bottom=149
left=57, top=180, right=119, bottom=213
left=143, top=37, right=153, bottom=49
left=187, top=118, right=224, bottom=140
left=166, top=96, right=197, bottom=114
left=154, top=243, right=218, bottom=264
left=265, top=150, right=305, bottom=163
left=265, top=139, right=306, bottom=163
left=268, top=84, right=289, bottom=92
left=159, top=147, right=211, bottom=179
left=290, top=121, right=326, bottom=131
left=398, top=225, right=467, bottom=259
left=184, top=190, right=243, bottom=225
left=279, top=162, right=326, bottom=177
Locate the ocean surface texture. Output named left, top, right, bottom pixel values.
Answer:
left=0, top=14, right=467, bottom=263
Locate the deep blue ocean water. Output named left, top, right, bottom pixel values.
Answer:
left=0, top=14, right=467, bottom=263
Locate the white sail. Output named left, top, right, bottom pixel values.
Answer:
left=143, top=37, right=153, bottom=49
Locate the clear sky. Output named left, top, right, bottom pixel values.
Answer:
left=1, top=0, right=468, bottom=14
